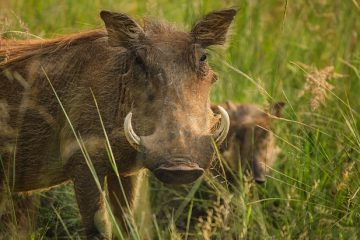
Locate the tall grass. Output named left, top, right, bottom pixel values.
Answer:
left=1, top=0, right=359, bottom=239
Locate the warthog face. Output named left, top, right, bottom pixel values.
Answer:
left=101, top=9, right=236, bottom=184
left=220, top=102, right=285, bottom=184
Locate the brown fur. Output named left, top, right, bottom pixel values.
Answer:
left=219, top=101, right=285, bottom=184
left=0, top=9, right=237, bottom=239
left=0, top=193, right=39, bottom=239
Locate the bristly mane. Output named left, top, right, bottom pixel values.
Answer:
left=0, top=29, right=107, bottom=67
left=0, top=19, right=184, bottom=68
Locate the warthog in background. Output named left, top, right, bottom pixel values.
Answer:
left=219, top=101, right=285, bottom=184
left=0, top=9, right=236, bottom=239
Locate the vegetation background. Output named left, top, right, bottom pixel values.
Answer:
left=0, top=0, right=359, bottom=239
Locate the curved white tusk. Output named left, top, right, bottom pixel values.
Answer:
left=213, top=106, right=230, bottom=145
left=124, top=112, right=141, bottom=151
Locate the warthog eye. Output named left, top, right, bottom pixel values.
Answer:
left=199, top=53, right=207, bottom=62
left=135, top=55, right=145, bottom=67
left=133, top=48, right=147, bottom=71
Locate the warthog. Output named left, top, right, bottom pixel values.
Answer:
left=0, top=9, right=237, bottom=238
left=219, top=101, right=285, bottom=184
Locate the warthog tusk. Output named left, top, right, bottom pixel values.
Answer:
left=124, top=106, right=229, bottom=150
left=124, top=112, right=141, bottom=151
left=213, top=106, right=230, bottom=145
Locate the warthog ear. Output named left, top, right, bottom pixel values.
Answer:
left=191, top=8, right=238, bottom=47
left=100, top=10, right=144, bottom=48
left=224, top=101, right=237, bottom=111
left=269, top=102, right=285, bottom=117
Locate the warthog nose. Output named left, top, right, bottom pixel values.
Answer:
left=153, top=161, right=204, bottom=185
left=254, top=176, right=266, bottom=184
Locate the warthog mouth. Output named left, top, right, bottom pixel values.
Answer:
left=253, top=176, right=266, bottom=184
left=153, top=158, right=204, bottom=184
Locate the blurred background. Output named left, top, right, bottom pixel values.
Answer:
left=0, top=0, right=359, bottom=239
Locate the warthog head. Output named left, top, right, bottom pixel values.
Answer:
left=221, top=102, right=285, bottom=184
left=101, top=9, right=237, bottom=184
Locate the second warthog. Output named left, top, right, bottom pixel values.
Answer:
left=219, top=101, right=285, bottom=184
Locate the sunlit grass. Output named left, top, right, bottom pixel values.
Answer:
left=0, top=0, right=359, bottom=239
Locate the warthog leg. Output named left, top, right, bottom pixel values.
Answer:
left=107, top=173, right=140, bottom=237
left=73, top=165, right=111, bottom=239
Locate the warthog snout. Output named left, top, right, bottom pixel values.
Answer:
left=253, top=175, right=266, bottom=184
left=153, top=159, right=204, bottom=184
left=123, top=106, right=230, bottom=184
left=252, top=159, right=266, bottom=184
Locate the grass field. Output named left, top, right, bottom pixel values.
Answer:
left=1, top=0, right=360, bottom=239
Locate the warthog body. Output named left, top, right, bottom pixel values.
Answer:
left=220, top=101, right=285, bottom=184
left=0, top=9, right=236, bottom=238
